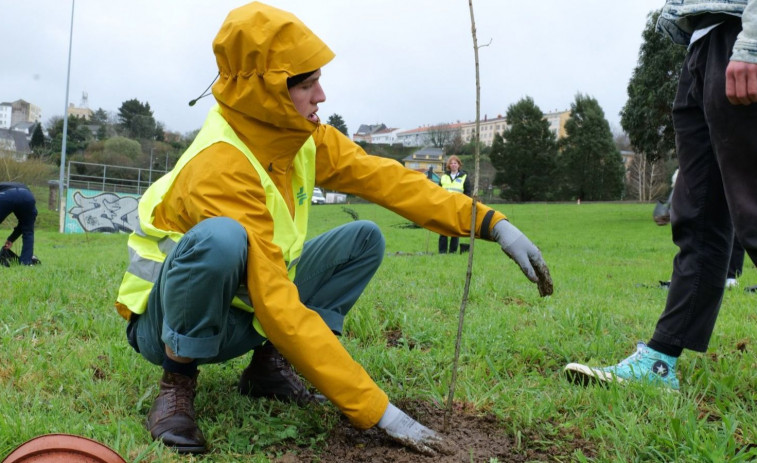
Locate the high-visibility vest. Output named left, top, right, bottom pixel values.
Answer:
left=440, top=173, right=467, bottom=194
left=115, top=105, right=314, bottom=337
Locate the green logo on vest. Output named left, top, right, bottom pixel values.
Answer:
left=296, top=186, right=307, bottom=205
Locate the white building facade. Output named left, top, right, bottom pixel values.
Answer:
left=0, top=103, right=12, bottom=129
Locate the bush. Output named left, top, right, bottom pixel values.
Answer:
left=0, top=157, right=58, bottom=187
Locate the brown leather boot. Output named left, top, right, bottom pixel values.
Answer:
left=238, top=342, right=325, bottom=405
left=147, top=370, right=207, bottom=454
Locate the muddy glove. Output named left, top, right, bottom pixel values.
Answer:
left=491, top=220, right=553, bottom=296
left=377, top=403, right=448, bottom=456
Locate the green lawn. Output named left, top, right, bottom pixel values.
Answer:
left=1, top=201, right=756, bottom=462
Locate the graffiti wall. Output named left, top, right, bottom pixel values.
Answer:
left=64, top=188, right=140, bottom=234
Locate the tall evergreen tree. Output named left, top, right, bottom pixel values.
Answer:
left=620, top=10, right=685, bottom=164
left=96, top=124, right=108, bottom=141
left=490, top=97, right=557, bottom=201
left=91, top=108, right=110, bottom=125
left=29, top=123, right=46, bottom=153
left=47, top=115, right=92, bottom=157
left=559, top=94, right=625, bottom=201
left=326, top=113, right=349, bottom=136
left=118, top=99, right=158, bottom=140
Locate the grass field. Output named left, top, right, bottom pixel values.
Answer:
left=1, top=199, right=756, bottom=462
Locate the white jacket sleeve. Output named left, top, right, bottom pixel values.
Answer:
left=732, top=0, right=757, bottom=63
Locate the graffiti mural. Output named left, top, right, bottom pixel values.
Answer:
left=64, top=189, right=140, bottom=234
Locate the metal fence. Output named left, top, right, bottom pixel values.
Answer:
left=66, top=161, right=168, bottom=195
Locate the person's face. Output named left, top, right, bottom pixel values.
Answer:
left=289, top=69, right=326, bottom=123
left=449, top=159, right=460, bottom=172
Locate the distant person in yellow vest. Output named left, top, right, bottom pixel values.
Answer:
left=438, top=155, right=471, bottom=254
left=115, top=1, right=553, bottom=456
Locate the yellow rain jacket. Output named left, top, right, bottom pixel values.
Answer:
left=119, top=1, right=507, bottom=430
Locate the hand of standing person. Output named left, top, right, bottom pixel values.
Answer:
left=3, top=240, right=11, bottom=250
left=726, top=60, right=757, bottom=105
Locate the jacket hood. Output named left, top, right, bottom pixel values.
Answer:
left=211, top=2, right=334, bottom=136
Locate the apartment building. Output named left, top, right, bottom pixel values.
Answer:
left=395, top=122, right=465, bottom=148
left=366, top=109, right=570, bottom=149
left=0, top=103, right=11, bottom=129
left=352, top=123, right=386, bottom=143
left=8, top=99, right=42, bottom=126
left=370, top=127, right=402, bottom=145
left=67, top=102, right=93, bottom=120
left=459, top=114, right=508, bottom=146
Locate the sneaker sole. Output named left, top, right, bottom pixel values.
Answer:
left=564, top=363, right=680, bottom=392
left=564, top=363, right=620, bottom=386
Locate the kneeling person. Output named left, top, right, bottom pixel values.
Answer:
left=116, top=1, right=553, bottom=456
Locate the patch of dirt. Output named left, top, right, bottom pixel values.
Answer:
left=274, top=400, right=596, bottom=462
left=384, top=329, right=417, bottom=350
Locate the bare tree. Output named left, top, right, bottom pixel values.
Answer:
left=427, top=123, right=459, bottom=149
left=625, top=153, right=670, bottom=201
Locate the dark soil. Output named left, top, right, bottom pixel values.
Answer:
left=274, top=400, right=596, bottom=463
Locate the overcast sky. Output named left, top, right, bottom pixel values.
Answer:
left=2, top=0, right=664, bottom=136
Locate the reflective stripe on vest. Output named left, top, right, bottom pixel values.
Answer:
left=440, top=173, right=466, bottom=194
left=116, top=104, right=315, bottom=338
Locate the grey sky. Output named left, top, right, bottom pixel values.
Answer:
left=2, top=1, right=663, bottom=136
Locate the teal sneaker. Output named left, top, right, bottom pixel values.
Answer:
left=564, top=342, right=680, bottom=391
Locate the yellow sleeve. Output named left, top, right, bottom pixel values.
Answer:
left=154, top=144, right=388, bottom=429
left=313, top=125, right=507, bottom=238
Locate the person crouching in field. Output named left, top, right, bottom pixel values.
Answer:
left=0, top=182, right=38, bottom=266
left=115, top=1, right=554, bottom=456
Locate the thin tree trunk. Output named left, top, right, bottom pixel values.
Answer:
left=445, top=0, right=482, bottom=433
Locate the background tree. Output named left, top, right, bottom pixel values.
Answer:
left=326, top=113, right=349, bottom=136
left=96, top=124, right=108, bottom=141
left=117, top=98, right=158, bottom=140
left=559, top=93, right=625, bottom=201
left=81, top=136, right=142, bottom=168
left=90, top=108, right=117, bottom=141
left=444, top=133, right=466, bottom=157
left=427, top=123, right=459, bottom=149
left=46, top=115, right=93, bottom=160
left=29, top=123, right=46, bottom=156
left=625, top=152, right=678, bottom=201
left=90, top=108, right=110, bottom=125
left=154, top=121, right=166, bottom=142
left=620, top=9, right=685, bottom=200
left=490, top=97, right=558, bottom=201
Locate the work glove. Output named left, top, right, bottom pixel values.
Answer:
left=377, top=403, right=448, bottom=456
left=491, top=220, right=553, bottom=296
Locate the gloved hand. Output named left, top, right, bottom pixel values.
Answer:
left=377, top=403, right=448, bottom=456
left=491, top=220, right=553, bottom=296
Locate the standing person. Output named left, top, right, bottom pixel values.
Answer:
left=0, top=182, right=38, bottom=266
left=116, top=2, right=553, bottom=456
left=565, top=0, right=757, bottom=390
left=438, top=155, right=472, bottom=254
left=656, top=169, right=752, bottom=290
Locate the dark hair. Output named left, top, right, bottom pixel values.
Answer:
left=287, top=70, right=317, bottom=88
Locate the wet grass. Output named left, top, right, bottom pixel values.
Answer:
left=1, top=201, right=756, bottom=461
